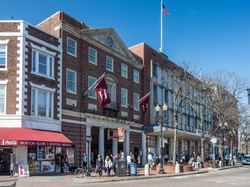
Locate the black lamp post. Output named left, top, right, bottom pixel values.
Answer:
left=219, top=122, right=228, bottom=162
left=155, top=103, right=168, bottom=174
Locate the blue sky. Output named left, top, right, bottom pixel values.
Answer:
left=1, top=0, right=249, bottom=80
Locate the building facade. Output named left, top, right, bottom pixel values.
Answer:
left=130, top=43, right=213, bottom=162
left=0, top=20, right=72, bottom=175
left=38, top=12, right=146, bottom=166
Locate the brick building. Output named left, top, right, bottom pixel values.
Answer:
left=38, top=12, right=146, bottom=166
left=0, top=20, right=72, bottom=175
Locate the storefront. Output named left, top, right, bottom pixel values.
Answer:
left=0, top=128, right=73, bottom=176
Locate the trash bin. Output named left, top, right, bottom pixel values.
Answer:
left=130, top=162, right=137, bottom=176
left=144, top=163, right=150, bottom=176
left=116, top=160, right=126, bottom=177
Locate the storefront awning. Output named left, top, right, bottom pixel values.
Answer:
left=0, top=128, right=72, bottom=147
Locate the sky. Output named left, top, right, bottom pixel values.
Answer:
left=1, top=0, right=250, bottom=98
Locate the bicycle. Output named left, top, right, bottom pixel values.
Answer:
left=74, top=165, right=91, bottom=178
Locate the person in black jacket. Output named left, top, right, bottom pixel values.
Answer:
left=95, top=154, right=103, bottom=176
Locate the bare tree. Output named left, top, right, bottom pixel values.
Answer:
left=204, top=71, right=248, bottom=161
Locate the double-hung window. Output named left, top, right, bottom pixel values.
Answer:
left=0, top=44, right=7, bottom=70
left=67, top=37, right=77, bottom=57
left=121, top=63, right=128, bottom=78
left=0, top=85, right=6, bottom=114
left=88, top=47, right=97, bottom=65
left=88, top=76, right=97, bottom=99
left=66, top=69, right=77, bottom=94
left=133, top=93, right=139, bottom=111
left=106, top=56, right=113, bottom=72
left=32, top=49, right=54, bottom=78
left=121, top=88, right=128, bottom=108
left=133, top=69, right=139, bottom=84
left=31, top=88, right=53, bottom=118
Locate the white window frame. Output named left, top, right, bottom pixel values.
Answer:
left=32, top=48, right=55, bottom=79
left=133, top=69, right=140, bottom=84
left=88, top=47, right=97, bottom=65
left=67, top=37, right=77, bottom=57
left=31, top=87, right=54, bottom=119
left=66, top=68, right=77, bottom=94
left=106, top=56, right=114, bottom=72
left=0, top=40, right=9, bottom=71
left=133, top=92, right=140, bottom=111
left=88, top=76, right=97, bottom=99
left=121, top=63, right=128, bottom=78
left=121, top=88, right=128, bottom=108
left=0, top=81, right=7, bottom=114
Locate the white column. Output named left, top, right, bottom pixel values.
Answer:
left=125, top=129, right=130, bottom=155
left=112, top=137, right=118, bottom=156
left=99, top=127, right=105, bottom=159
left=142, top=133, right=147, bottom=165
left=86, top=126, right=92, bottom=166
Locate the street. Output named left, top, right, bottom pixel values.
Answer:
left=16, top=166, right=250, bottom=187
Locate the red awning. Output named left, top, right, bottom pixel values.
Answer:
left=0, top=128, right=72, bottom=147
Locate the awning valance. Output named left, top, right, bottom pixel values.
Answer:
left=0, top=128, right=72, bottom=147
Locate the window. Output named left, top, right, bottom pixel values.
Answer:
left=67, top=37, right=77, bottom=57
left=32, top=49, right=54, bottom=78
left=0, top=85, right=6, bottom=113
left=0, top=44, right=7, bottom=69
left=88, top=76, right=97, bottom=99
left=66, top=69, right=77, bottom=94
left=133, top=93, right=140, bottom=111
left=133, top=69, right=139, bottom=84
left=121, top=88, right=128, bottom=107
left=106, top=56, right=113, bottom=72
left=121, top=63, right=128, bottom=78
left=31, top=88, right=53, bottom=118
left=88, top=47, right=97, bottom=65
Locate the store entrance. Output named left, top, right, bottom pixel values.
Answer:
left=0, top=148, right=12, bottom=175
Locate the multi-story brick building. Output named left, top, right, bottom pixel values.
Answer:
left=0, top=20, right=72, bottom=175
left=130, top=43, right=213, bottom=162
left=38, top=12, right=146, bottom=166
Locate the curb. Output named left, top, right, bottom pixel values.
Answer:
left=82, top=170, right=209, bottom=184
left=217, top=164, right=242, bottom=171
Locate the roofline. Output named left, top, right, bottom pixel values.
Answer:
left=36, top=11, right=61, bottom=26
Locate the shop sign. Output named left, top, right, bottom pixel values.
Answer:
left=2, top=140, right=17, bottom=146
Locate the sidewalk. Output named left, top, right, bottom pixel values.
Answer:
left=0, top=164, right=241, bottom=187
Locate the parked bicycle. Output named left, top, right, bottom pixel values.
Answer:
left=74, top=165, right=91, bottom=178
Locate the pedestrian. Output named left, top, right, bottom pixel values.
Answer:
left=148, top=152, right=153, bottom=167
left=82, top=153, right=87, bottom=171
left=113, top=153, right=119, bottom=174
left=127, top=153, right=132, bottom=173
left=95, top=154, right=103, bottom=176
left=104, top=155, right=113, bottom=176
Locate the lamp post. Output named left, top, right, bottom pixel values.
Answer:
left=155, top=103, right=168, bottom=174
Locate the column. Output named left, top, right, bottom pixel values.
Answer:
left=112, top=137, right=118, bottom=156
left=124, top=129, right=130, bottom=155
left=142, top=133, right=147, bottom=165
left=86, top=126, right=92, bottom=166
left=169, top=138, right=174, bottom=160
left=99, top=127, right=104, bottom=160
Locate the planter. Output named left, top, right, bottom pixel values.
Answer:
left=156, top=164, right=175, bottom=173
left=182, top=165, right=193, bottom=172
left=202, top=162, right=209, bottom=168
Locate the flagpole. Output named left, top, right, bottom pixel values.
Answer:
left=160, top=0, right=163, bottom=53
left=83, top=72, right=106, bottom=96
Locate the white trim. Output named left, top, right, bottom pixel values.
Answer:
left=0, top=84, right=7, bottom=114
left=0, top=32, right=21, bottom=37
left=31, top=43, right=56, bottom=56
left=0, top=80, right=8, bottom=84
left=133, top=69, right=140, bottom=84
left=88, top=47, right=97, bottom=65
left=66, top=37, right=77, bottom=57
left=62, top=118, right=86, bottom=125
left=0, top=40, right=9, bottom=44
left=106, top=56, right=114, bottom=72
left=36, top=11, right=61, bottom=27
left=66, top=68, right=77, bottom=94
left=121, top=88, right=128, bottom=108
left=58, top=38, right=63, bottom=121
left=87, top=75, right=97, bottom=99
left=30, top=82, right=56, bottom=92
left=129, top=129, right=143, bottom=133
left=121, top=63, right=128, bottom=79
left=26, top=35, right=60, bottom=52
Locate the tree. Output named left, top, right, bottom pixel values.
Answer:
left=204, top=72, right=248, bottom=161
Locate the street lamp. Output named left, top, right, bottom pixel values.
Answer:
left=155, top=103, right=168, bottom=174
